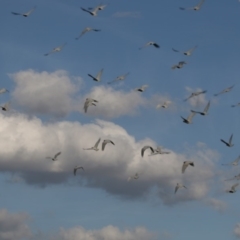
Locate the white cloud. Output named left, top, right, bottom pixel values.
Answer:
left=112, top=11, right=141, bottom=18
left=234, top=223, right=240, bottom=238
left=204, top=198, right=227, bottom=212
left=0, top=209, right=32, bottom=240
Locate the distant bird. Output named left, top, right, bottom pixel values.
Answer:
left=84, top=98, right=98, bottom=113
left=80, top=4, right=107, bottom=16
left=175, top=183, right=187, bottom=194
left=225, top=174, right=240, bottom=181
left=88, top=4, right=107, bottom=11
left=76, top=27, right=101, bottom=40
left=227, top=183, right=239, bottom=193
left=156, top=101, right=171, bottom=109
left=149, top=146, right=170, bottom=156
left=179, top=0, right=205, bottom=11
left=135, top=85, right=148, bottom=92
left=171, top=61, right=187, bottom=70
left=73, top=166, right=84, bottom=176
left=108, top=72, right=130, bottom=84
left=141, top=146, right=154, bottom=157
left=0, top=88, right=9, bottom=94
left=181, top=112, right=196, bottom=124
left=128, top=172, right=139, bottom=181
left=184, top=90, right=207, bottom=101
left=214, top=85, right=234, bottom=96
left=182, top=161, right=194, bottom=173
left=83, top=138, right=101, bottom=151
left=221, top=134, right=234, bottom=147
left=139, top=42, right=160, bottom=50
left=172, top=45, right=198, bottom=56
left=46, top=152, right=61, bottom=161
left=0, top=102, right=10, bottom=111
left=191, top=101, right=210, bottom=116
left=222, top=155, right=240, bottom=166
left=88, top=69, right=103, bottom=82
left=11, top=6, right=36, bottom=17
left=102, top=139, right=115, bottom=151
left=44, top=43, right=67, bottom=56
left=231, top=103, right=240, bottom=107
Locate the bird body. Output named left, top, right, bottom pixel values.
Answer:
left=227, top=183, right=239, bottom=193
left=81, top=4, right=106, bottom=16
left=83, top=138, right=101, bottom=151
left=172, top=46, right=198, bottom=56
left=88, top=69, right=103, bottom=82
left=156, top=101, right=171, bottom=109
left=179, top=0, right=205, bottom=11
left=182, top=161, right=194, bottom=173
left=102, top=139, right=115, bottom=151
left=0, top=88, right=9, bottom=94
left=191, top=101, right=210, bottom=116
left=149, top=146, right=170, bottom=156
left=84, top=98, right=98, bottom=113
left=139, top=42, right=160, bottom=50
left=44, top=43, right=66, bottom=56
left=220, top=134, right=234, bottom=147
left=0, top=102, right=10, bottom=111
left=135, top=85, right=148, bottom=92
left=172, top=61, right=187, bottom=69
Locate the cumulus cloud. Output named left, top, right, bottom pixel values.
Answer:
left=0, top=209, right=32, bottom=240
left=112, top=11, right=141, bottom=18
left=0, top=111, right=220, bottom=205
left=234, top=223, right=240, bottom=238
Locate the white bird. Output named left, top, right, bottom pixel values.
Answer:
left=181, top=112, right=196, bottom=124
left=171, top=61, right=187, bottom=70
left=184, top=90, right=207, bottom=101
left=227, top=183, right=239, bottom=193
left=221, top=134, right=234, bottom=147
left=214, top=85, right=234, bottom=96
left=80, top=4, right=107, bottom=16
left=73, top=166, right=84, bottom=176
left=231, top=102, right=240, bottom=108
left=179, top=0, right=205, bottom=11
left=191, top=101, right=210, bottom=116
left=88, top=69, right=103, bottom=82
left=135, top=85, right=148, bottom=92
left=149, top=146, right=170, bottom=156
left=46, top=152, right=61, bottom=161
left=175, top=183, right=187, bottom=194
left=76, top=27, right=101, bottom=40
left=44, top=43, right=67, bottom=56
left=84, top=98, right=98, bottom=113
left=141, top=146, right=154, bottom=157
left=128, top=172, right=139, bottom=181
left=102, top=139, right=115, bottom=151
left=0, top=102, right=10, bottom=111
left=222, top=156, right=240, bottom=166
left=0, top=88, right=9, bottom=94
left=108, top=72, right=130, bottom=84
left=83, top=138, right=101, bottom=151
left=182, top=161, right=194, bottom=173
left=11, top=6, right=36, bottom=17
left=172, top=45, right=198, bottom=56
left=139, top=42, right=160, bottom=50
left=156, top=101, right=171, bottom=109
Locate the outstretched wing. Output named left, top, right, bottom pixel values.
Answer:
left=229, top=134, right=233, bottom=145
left=54, top=152, right=61, bottom=158
left=203, top=101, right=210, bottom=113
left=96, top=69, right=103, bottom=81
left=94, top=138, right=101, bottom=148
left=141, top=146, right=154, bottom=157
left=182, top=162, right=188, bottom=173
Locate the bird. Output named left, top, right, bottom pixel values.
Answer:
left=0, top=88, right=9, bottom=94
left=171, top=61, right=187, bottom=69
left=182, top=161, right=194, bottom=173
left=141, top=146, right=154, bottom=157
left=75, top=27, right=101, bottom=40
left=80, top=4, right=107, bottom=16
left=102, top=139, right=115, bottom=151
left=179, top=0, right=205, bottom=11
left=44, top=43, right=67, bottom=56
left=0, top=102, right=10, bottom=111
left=88, top=69, right=103, bottom=82
left=11, top=6, right=36, bottom=17
left=139, top=42, right=160, bottom=50
left=191, top=101, right=210, bottom=116
left=135, top=85, right=148, bottom=92
left=181, top=112, right=196, bottom=124
left=222, top=156, right=240, bottom=166
left=73, top=166, right=84, bottom=176
left=108, top=72, right=130, bottom=84
left=84, top=98, right=98, bottom=113
left=128, top=172, right=139, bottom=181
left=225, top=174, right=240, bottom=181
left=156, top=101, right=171, bottom=109
left=83, top=138, right=101, bottom=151
left=184, top=90, right=207, bottom=101
left=172, top=45, right=198, bottom=56
left=46, top=152, right=61, bottom=161
left=149, top=146, right=170, bottom=156
left=227, top=183, right=239, bottom=193
left=214, top=85, right=234, bottom=96
left=231, top=102, right=240, bottom=107
left=220, top=134, right=234, bottom=147
left=88, top=4, right=107, bottom=11
left=175, top=183, right=187, bottom=194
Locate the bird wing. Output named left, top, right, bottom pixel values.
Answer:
left=175, top=185, right=179, bottom=194
left=172, top=48, right=179, bottom=52
left=203, top=101, right=210, bottom=113
left=171, top=65, right=177, bottom=69
left=24, top=6, right=36, bottom=16
left=46, top=157, right=52, bottom=159
left=102, top=140, right=115, bottom=150
left=197, top=0, right=205, bottom=8
left=11, top=12, right=22, bottom=15
left=80, top=7, right=93, bottom=14
left=141, top=146, right=154, bottom=157
left=182, top=162, right=188, bottom=173
left=80, top=28, right=89, bottom=37
left=229, top=134, right=233, bottom=145
left=186, top=45, right=198, bottom=55
left=84, top=100, right=90, bottom=113
left=220, top=139, right=228, bottom=145
left=94, top=138, right=101, bottom=148
left=96, top=69, right=103, bottom=81
left=232, top=183, right=239, bottom=190
left=54, top=152, right=61, bottom=158
left=187, top=112, right=196, bottom=121
left=74, top=168, right=77, bottom=176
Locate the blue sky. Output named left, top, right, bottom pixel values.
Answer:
left=1, top=0, right=240, bottom=240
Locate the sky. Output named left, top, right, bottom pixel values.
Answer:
left=0, top=0, right=240, bottom=239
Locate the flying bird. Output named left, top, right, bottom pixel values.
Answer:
left=227, top=183, right=239, bottom=193
left=141, top=146, right=154, bottom=157
left=84, top=98, right=98, bottom=113
left=0, top=88, right=9, bottom=94
left=171, top=61, right=187, bottom=70
left=44, top=43, right=67, bottom=56
left=73, top=166, right=84, bottom=176
left=128, top=172, right=140, bottom=181
left=76, top=27, right=101, bottom=40
left=139, top=42, right=160, bottom=50
left=80, top=4, right=107, bottom=16
left=222, top=155, right=240, bottom=166
left=83, top=138, right=101, bottom=151
left=0, top=102, right=10, bottom=111
left=156, top=101, right=171, bottom=109
left=220, top=134, right=234, bottom=147
left=88, top=4, right=107, bottom=11
left=225, top=174, right=240, bottom=181
left=182, top=161, right=194, bottom=173
left=172, top=46, right=198, bottom=56
left=179, top=0, right=205, bottom=11
left=108, top=72, right=130, bottom=84
left=214, top=85, right=234, bottom=96
left=149, top=146, right=170, bottom=156
left=11, top=6, right=36, bottom=17
left=175, top=183, right=187, bottom=194
left=181, top=112, right=196, bottom=124
left=46, top=152, right=61, bottom=161
left=135, top=85, right=148, bottom=92
left=191, top=101, right=210, bottom=116
left=102, top=139, right=115, bottom=151
left=231, top=102, right=240, bottom=107
left=88, top=69, right=103, bottom=82
left=184, top=90, right=207, bottom=101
